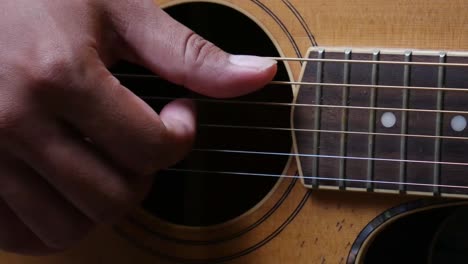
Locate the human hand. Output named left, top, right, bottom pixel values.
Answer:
left=0, top=0, right=276, bottom=255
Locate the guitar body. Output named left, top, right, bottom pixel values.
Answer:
left=2, top=0, right=468, bottom=263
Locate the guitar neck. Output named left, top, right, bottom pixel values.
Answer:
left=294, top=47, right=468, bottom=197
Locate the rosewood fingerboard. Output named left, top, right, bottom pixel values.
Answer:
left=293, top=47, right=468, bottom=197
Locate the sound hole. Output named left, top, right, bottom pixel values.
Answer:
left=362, top=205, right=468, bottom=264
left=113, top=3, right=292, bottom=227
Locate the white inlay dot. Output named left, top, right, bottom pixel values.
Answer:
left=381, top=112, right=396, bottom=128
left=451, top=115, right=467, bottom=132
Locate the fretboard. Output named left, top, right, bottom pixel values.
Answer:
left=293, top=47, right=468, bottom=197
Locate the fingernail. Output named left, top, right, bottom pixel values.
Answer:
left=229, top=55, right=277, bottom=71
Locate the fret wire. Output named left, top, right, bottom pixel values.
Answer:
left=339, top=50, right=351, bottom=189
left=267, top=57, right=468, bottom=67
left=111, top=56, right=468, bottom=70
left=433, top=53, right=447, bottom=196
left=141, top=96, right=468, bottom=115
left=399, top=51, right=411, bottom=193
left=199, top=124, right=468, bottom=141
left=164, top=168, right=468, bottom=190
left=190, top=148, right=468, bottom=167
left=311, top=49, right=324, bottom=188
left=367, top=51, right=380, bottom=191
left=113, top=73, right=468, bottom=93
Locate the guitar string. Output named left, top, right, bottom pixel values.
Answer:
left=137, top=96, right=468, bottom=141
left=164, top=168, right=468, bottom=190
left=114, top=74, right=468, bottom=166
left=113, top=56, right=468, bottom=74
left=189, top=148, right=468, bottom=167
left=114, top=73, right=468, bottom=93
left=140, top=95, right=468, bottom=115
left=198, top=124, right=468, bottom=141
left=267, top=57, right=468, bottom=68
left=271, top=81, right=468, bottom=93
left=137, top=91, right=468, bottom=142
left=172, top=147, right=468, bottom=190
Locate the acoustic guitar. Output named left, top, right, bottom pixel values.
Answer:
left=2, top=0, right=468, bottom=263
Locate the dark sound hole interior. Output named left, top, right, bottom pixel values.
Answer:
left=362, top=205, right=468, bottom=264
left=113, top=3, right=293, bottom=227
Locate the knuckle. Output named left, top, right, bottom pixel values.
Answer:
left=77, top=67, right=121, bottom=97
left=24, top=46, right=74, bottom=89
left=184, top=32, right=220, bottom=68
left=31, top=57, right=70, bottom=87
left=100, top=74, right=122, bottom=93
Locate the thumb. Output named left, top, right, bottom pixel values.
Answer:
left=112, top=2, right=277, bottom=98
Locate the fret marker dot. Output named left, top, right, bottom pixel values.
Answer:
left=381, top=112, right=396, bottom=128
left=451, top=115, right=466, bottom=132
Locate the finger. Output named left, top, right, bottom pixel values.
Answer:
left=56, top=56, right=196, bottom=174
left=0, top=155, right=92, bottom=250
left=109, top=1, right=277, bottom=98
left=158, top=98, right=197, bottom=165
left=0, top=199, right=51, bottom=255
left=8, top=115, right=153, bottom=224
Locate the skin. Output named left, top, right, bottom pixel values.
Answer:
left=0, top=0, right=277, bottom=255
